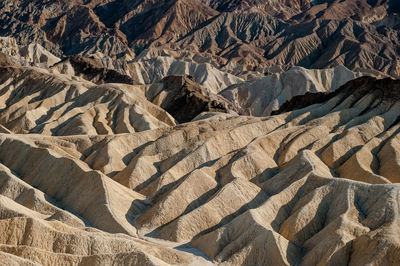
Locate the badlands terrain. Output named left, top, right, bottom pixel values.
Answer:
left=1, top=0, right=400, bottom=77
left=0, top=0, right=399, bottom=265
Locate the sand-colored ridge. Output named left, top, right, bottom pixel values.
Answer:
left=0, top=1, right=399, bottom=265
left=0, top=65, right=176, bottom=135
left=0, top=30, right=398, bottom=265
left=0, top=84, right=399, bottom=264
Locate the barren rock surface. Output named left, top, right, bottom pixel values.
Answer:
left=0, top=65, right=175, bottom=135
left=1, top=0, right=400, bottom=77
left=0, top=70, right=399, bottom=265
left=220, top=65, right=371, bottom=116
left=146, top=75, right=241, bottom=123
left=0, top=1, right=399, bottom=265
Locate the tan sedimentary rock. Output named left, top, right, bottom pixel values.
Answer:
left=0, top=54, right=399, bottom=266
left=0, top=65, right=175, bottom=135
left=0, top=1, right=399, bottom=265
left=220, top=65, right=370, bottom=116
left=0, top=37, right=60, bottom=68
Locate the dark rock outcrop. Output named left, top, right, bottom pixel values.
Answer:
left=272, top=76, right=400, bottom=114
left=0, top=52, right=11, bottom=66
left=57, top=55, right=134, bottom=84
left=147, top=75, right=241, bottom=123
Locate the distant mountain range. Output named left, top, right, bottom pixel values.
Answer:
left=1, top=0, right=399, bottom=77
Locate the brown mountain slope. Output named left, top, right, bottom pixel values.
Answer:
left=0, top=0, right=218, bottom=57
left=201, top=0, right=400, bottom=21
left=146, top=75, right=241, bottom=123
left=169, top=13, right=400, bottom=76
left=1, top=0, right=400, bottom=78
left=94, top=0, right=219, bottom=52
left=292, top=0, right=400, bottom=22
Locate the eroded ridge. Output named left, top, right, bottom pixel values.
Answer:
left=0, top=76, right=398, bottom=265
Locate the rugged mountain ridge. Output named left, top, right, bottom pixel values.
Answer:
left=200, top=0, right=400, bottom=21
left=1, top=0, right=400, bottom=77
left=0, top=1, right=399, bottom=265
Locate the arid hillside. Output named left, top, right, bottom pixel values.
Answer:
left=0, top=0, right=399, bottom=77
left=0, top=42, right=399, bottom=264
left=0, top=1, right=399, bottom=265
left=0, top=73, right=399, bottom=264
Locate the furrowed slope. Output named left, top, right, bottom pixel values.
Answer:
left=1, top=0, right=400, bottom=78
left=0, top=65, right=176, bottom=135
left=0, top=77, right=399, bottom=264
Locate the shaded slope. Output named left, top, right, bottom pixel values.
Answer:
left=52, top=55, right=134, bottom=85
left=146, top=75, right=241, bottom=123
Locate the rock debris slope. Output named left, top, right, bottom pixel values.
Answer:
left=0, top=37, right=60, bottom=68
left=0, top=74, right=399, bottom=265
